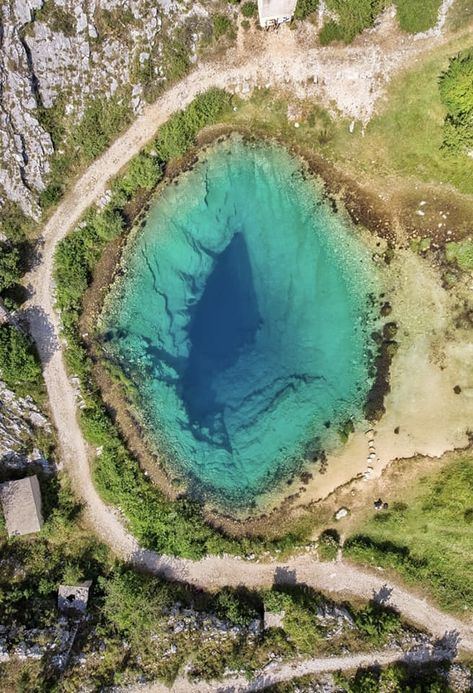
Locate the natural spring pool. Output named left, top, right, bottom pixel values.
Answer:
left=101, top=136, right=377, bottom=508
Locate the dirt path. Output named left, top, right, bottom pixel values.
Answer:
left=125, top=647, right=456, bottom=692
left=23, top=7, right=473, bottom=680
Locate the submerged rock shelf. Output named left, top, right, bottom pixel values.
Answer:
left=102, top=136, right=377, bottom=507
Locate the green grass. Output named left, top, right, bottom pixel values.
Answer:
left=445, top=237, right=473, bottom=270
left=319, top=0, right=441, bottom=45
left=345, top=456, right=473, bottom=613
left=328, top=36, right=473, bottom=194
left=395, top=0, right=442, bottom=33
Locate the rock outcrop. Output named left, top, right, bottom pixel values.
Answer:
left=0, top=380, right=52, bottom=472
left=0, top=0, right=209, bottom=218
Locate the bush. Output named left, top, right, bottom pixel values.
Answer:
left=71, top=95, right=132, bottom=164
left=119, top=153, right=162, bottom=193
left=439, top=49, right=473, bottom=154
left=241, top=2, right=257, bottom=18
left=445, top=237, right=473, bottom=271
left=213, top=14, right=233, bottom=39
left=100, top=570, right=174, bottom=645
left=320, top=0, right=386, bottom=44
left=294, top=0, right=319, bottom=20
left=352, top=601, right=401, bottom=645
left=213, top=588, right=260, bottom=625
left=0, top=324, right=42, bottom=386
left=263, top=586, right=323, bottom=653
left=155, top=111, right=194, bottom=162
left=0, top=200, right=35, bottom=242
left=155, top=88, right=233, bottom=162
left=161, top=34, right=192, bottom=83
left=318, top=529, right=339, bottom=561
left=319, top=20, right=344, bottom=44
left=0, top=243, right=20, bottom=292
left=39, top=183, right=64, bottom=210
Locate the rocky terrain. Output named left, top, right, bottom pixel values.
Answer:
left=0, top=380, right=52, bottom=474
left=0, top=0, right=213, bottom=218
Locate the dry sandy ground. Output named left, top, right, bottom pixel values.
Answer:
left=22, top=0, right=473, bottom=681
left=273, top=245, right=473, bottom=514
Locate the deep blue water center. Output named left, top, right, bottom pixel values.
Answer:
left=102, top=136, right=376, bottom=507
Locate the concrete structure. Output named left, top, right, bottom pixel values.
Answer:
left=263, top=608, right=286, bottom=630
left=58, top=581, right=92, bottom=614
left=258, top=0, right=298, bottom=27
left=0, top=475, right=43, bottom=536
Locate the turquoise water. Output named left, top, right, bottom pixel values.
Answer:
left=102, top=136, right=376, bottom=507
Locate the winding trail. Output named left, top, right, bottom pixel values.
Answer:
left=125, top=648, right=456, bottom=692
left=23, top=12, right=473, bottom=688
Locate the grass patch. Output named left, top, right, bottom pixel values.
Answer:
left=34, top=0, right=76, bottom=36
left=345, top=456, right=473, bottom=612
left=445, top=236, right=473, bottom=270
left=327, top=35, right=473, bottom=194
left=317, top=528, right=340, bottom=561
left=319, top=0, right=441, bottom=44
left=395, top=0, right=441, bottom=33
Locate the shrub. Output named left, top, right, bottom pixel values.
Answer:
left=352, top=601, right=401, bottom=645
left=71, top=95, right=132, bottom=164
left=39, top=183, right=64, bottom=209
left=294, top=0, right=319, bottom=20
left=319, top=19, right=344, bottom=44
left=318, top=528, right=339, bottom=561
left=439, top=49, right=473, bottom=153
left=213, top=14, right=233, bottom=39
left=161, top=34, right=192, bottom=83
left=155, top=111, right=194, bottom=161
left=213, top=588, right=260, bottom=624
left=119, top=153, right=162, bottom=193
left=100, top=570, right=174, bottom=645
left=0, top=324, right=42, bottom=386
left=0, top=243, right=20, bottom=292
left=445, top=237, right=473, bottom=271
left=241, top=2, right=257, bottom=18
left=320, top=0, right=386, bottom=44
left=155, top=88, right=233, bottom=162
left=0, top=200, right=35, bottom=242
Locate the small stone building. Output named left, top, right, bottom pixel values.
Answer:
left=0, top=475, right=44, bottom=536
left=58, top=581, right=92, bottom=614
left=258, top=0, right=298, bottom=27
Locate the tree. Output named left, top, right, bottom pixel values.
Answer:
left=0, top=243, right=20, bottom=292
left=439, top=49, right=473, bottom=153
left=0, top=324, right=42, bottom=386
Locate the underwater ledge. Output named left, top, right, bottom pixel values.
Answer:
left=82, top=130, right=386, bottom=517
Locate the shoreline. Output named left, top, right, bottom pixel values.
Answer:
left=80, top=126, right=473, bottom=538
left=80, top=128, right=392, bottom=535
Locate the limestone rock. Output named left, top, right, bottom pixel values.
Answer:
left=0, top=0, right=208, bottom=217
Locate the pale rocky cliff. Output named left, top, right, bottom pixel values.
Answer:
left=0, top=0, right=211, bottom=219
